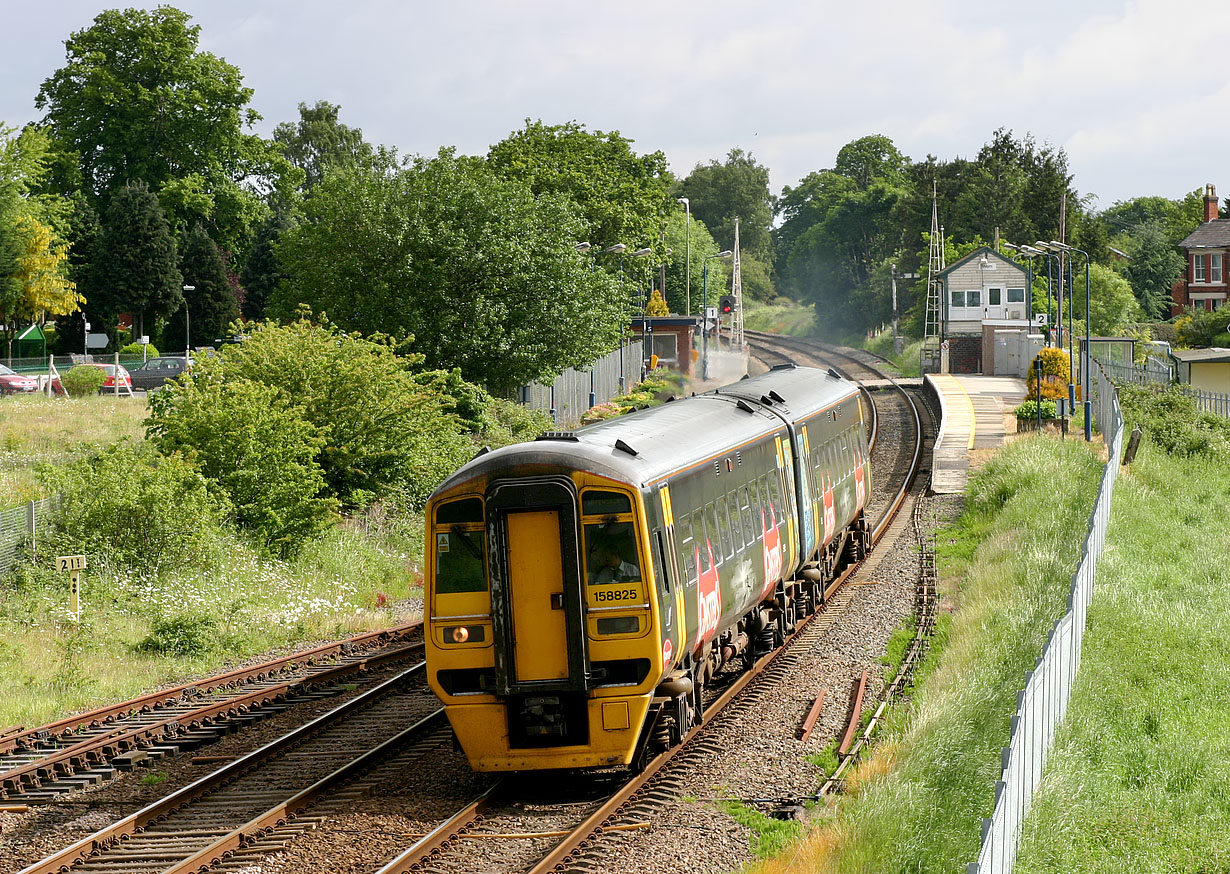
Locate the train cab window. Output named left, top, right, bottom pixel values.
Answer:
left=725, top=491, right=744, bottom=551
left=678, top=516, right=698, bottom=583
left=434, top=499, right=486, bottom=594
left=584, top=521, right=640, bottom=584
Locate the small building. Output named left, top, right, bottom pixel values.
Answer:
left=937, top=246, right=1034, bottom=375
left=631, top=316, right=701, bottom=376
left=1170, top=347, right=1230, bottom=393
left=14, top=324, right=47, bottom=361
left=1172, top=184, right=1229, bottom=314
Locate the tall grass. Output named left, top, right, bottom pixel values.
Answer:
left=744, top=299, right=816, bottom=336
left=747, top=436, right=1103, bottom=873
left=1014, top=443, right=1230, bottom=871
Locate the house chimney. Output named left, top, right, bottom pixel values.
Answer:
left=1204, top=183, right=1219, bottom=222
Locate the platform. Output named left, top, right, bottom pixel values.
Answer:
left=927, top=374, right=1027, bottom=495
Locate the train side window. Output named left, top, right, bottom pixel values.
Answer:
left=740, top=487, right=756, bottom=543
left=769, top=476, right=786, bottom=532
left=679, top=515, right=698, bottom=583
left=697, top=509, right=714, bottom=573
left=726, top=491, right=744, bottom=551
left=707, top=502, right=726, bottom=566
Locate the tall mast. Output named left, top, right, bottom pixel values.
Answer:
left=732, top=217, right=744, bottom=349
left=923, top=180, right=944, bottom=371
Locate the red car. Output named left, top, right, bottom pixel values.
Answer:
left=0, top=364, right=39, bottom=394
left=86, top=363, right=133, bottom=394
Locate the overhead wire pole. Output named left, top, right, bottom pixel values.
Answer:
left=923, top=181, right=944, bottom=372
left=731, top=217, right=744, bottom=350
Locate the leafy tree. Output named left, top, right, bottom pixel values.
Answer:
left=239, top=209, right=289, bottom=320
left=35, top=6, right=292, bottom=253
left=274, top=149, right=629, bottom=392
left=1083, top=262, right=1144, bottom=335
left=93, top=179, right=183, bottom=340
left=10, top=214, right=80, bottom=323
left=1174, top=306, right=1230, bottom=348
left=273, top=101, right=374, bottom=192
left=166, top=223, right=240, bottom=351
left=1119, top=220, right=1184, bottom=319
left=487, top=120, right=671, bottom=256
left=833, top=134, right=908, bottom=188
left=157, top=315, right=476, bottom=508
left=661, top=209, right=724, bottom=316
left=680, top=148, right=774, bottom=263
left=147, top=377, right=336, bottom=554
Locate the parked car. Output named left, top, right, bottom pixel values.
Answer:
left=127, top=356, right=189, bottom=391
left=86, top=363, right=133, bottom=394
left=0, top=364, right=39, bottom=394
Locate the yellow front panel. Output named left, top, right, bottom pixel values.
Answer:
left=508, top=510, right=568, bottom=682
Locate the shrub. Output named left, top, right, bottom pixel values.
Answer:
left=135, top=612, right=219, bottom=657
left=37, top=441, right=231, bottom=575
left=1115, top=381, right=1230, bottom=459
left=61, top=365, right=106, bottom=397
left=1026, top=348, right=1071, bottom=400
left=146, top=377, right=338, bottom=555
left=1174, top=306, right=1230, bottom=348
left=121, top=341, right=160, bottom=358
left=1013, top=399, right=1059, bottom=420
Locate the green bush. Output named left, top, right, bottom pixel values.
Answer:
left=1116, top=381, right=1230, bottom=459
left=121, top=341, right=160, bottom=358
left=37, top=441, right=232, bottom=575
left=1013, top=399, right=1059, bottom=420
left=62, top=365, right=106, bottom=397
left=135, top=612, right=219, bottom=656
left=146, top=378, right=338, bottom=555
left=1174, top=306, right=1230, bottom=347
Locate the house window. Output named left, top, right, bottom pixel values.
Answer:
left=950, top=290, right=965, bottom=308
left=988, top=288, right=1002, bottom=306
left=966, top=289, right=981, bottom=308
left=1212, top=254, right=1223, bottom=283
left=1007, top=287, right=1026, bottom=303
left=1194, top=254, right=1206, bottom=282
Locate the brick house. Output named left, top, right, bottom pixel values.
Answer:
left=1172, top=184, right=1229, bottom=314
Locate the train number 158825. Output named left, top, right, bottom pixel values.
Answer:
left=593, top=587, right=637, bottom=602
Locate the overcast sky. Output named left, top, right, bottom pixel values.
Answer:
left=3, top=0, right=1227, bottom=212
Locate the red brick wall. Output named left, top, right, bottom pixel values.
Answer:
left=948, top=337, right=982, bottom=374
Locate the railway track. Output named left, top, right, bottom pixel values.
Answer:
left=1, top=623, right=423, bottom=802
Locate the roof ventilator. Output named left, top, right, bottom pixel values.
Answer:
left=769, top=390, right=786, bottom=404
left=771, top=362, right=797, bottom=371
left=615, top=438, right=639, bottom=457
left=760, top=394, right=774, bottom=405
left=827, top=368, right=841, bottom=379
left=736, top=399, right=756, bottom=413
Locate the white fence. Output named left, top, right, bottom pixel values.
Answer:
left=969, top=361, right=1124, bottom=873
left=519, top=340, right=644, bottom=427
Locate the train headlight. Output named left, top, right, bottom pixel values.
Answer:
left=444, top=625, right=485, bottom=644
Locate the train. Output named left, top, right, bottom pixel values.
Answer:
left=424, top=363, right=872, bottom=772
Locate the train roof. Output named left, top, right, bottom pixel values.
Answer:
left=430, top=365, right=860, bottom=498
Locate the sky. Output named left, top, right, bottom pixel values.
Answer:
left=3, top=0, right=1229, bottom=213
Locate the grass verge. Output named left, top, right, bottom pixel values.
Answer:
left=1013, top=441, right=1230, bottom=871
left=745, top=435, right=1103, bottom=872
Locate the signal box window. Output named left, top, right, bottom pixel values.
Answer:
left=434, top=499, right=487, bottom=594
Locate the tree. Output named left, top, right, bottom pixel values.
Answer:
left=93, top=179, right=183, bottom=340
left=35, top=6, right=292, bottom=254
left=1085, top=262, right=1144, bottom=335
left=166, top=223, right=240, bottom=351
left=1120, top=220, right=1184, bottom=319
left=487, top=120, right=671, bottom=256
left=239, top=209, right=289, bottom=320
left=680, top=148, right=774, bottom=263
left=273, top=149, right=630, bottom=393
left=273, top=101, right=374, bottom=192
left=661, top=209, right=724, bottom=316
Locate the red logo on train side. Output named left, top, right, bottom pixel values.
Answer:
left=760, top=503, right=783, bottom=600
left=695, top=541, right=723, bottom=645
left=822, top=472, right=836, bottom=544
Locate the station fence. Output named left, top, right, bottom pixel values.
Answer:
left=0, top=499, right=54, bottom=578
left=519, top=340, right=644, bottom=427
left=1096, top=358, right=1230, bottom=419
left=968, top=360, right=1124, bottom=873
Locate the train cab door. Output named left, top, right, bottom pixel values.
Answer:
left=486, top=478, right=588, bottom=695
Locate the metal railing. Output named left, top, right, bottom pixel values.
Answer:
left=969, top=360, right=1124, bottom=873
left=519, top=340, right=644, bottom=427
left=0, top=499, right=54, bottom=578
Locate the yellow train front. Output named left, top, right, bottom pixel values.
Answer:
left=425, top=364, right=870, bottom=772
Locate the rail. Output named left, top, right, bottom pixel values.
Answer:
left=968, top=359, right=1124, bottom=873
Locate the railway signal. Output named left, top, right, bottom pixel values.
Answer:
left=718, top=294, right=735, bottom=315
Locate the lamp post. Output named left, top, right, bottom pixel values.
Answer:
left=1051, top=241, right=1092, bottom=441
left=628, top=247, right=653, bottom=381
left=1025, top=244, right=1060, bottom=346
left=182, top=285, right=195, bottom=361
left=701, top=250, right=733, bottom=381
left=678, top=197, right=691, bottom=315
left=599, top=244, right=628, bottom=390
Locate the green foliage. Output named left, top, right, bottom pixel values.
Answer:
left=1026, top=348, right=1071, bottom=400
left=150, top=315, right=474, bottom=510
left=61, top=364, right=106, bottom=396
left=1174, top=306, right=1230, bottom=348
left=274, top=149, right=629, bottom=393
left=579, top=372, right=685, bottom=424
left=120, top=340, right=159, bottom=357
left=37, top=440, right=230, bottom=574
left=1117, top=220, right=1185, bottom=319
left=1013, top=399, right=1059, bottom=420
left=135, top=611, right=219, bottom=657
left=1114, top=381, right=1230, bottom=459
left=1086, top=261, right=1145, bottom=334
left=272, top=100, right=374, bottom=193
left=166, top=223, right=240, bottom=350
left=718, top=800, right=803, bottom=859
left=679, top=147, right=775, bottom=264
left=146, top=377, right=337, bottom=554
left=487, top=119, right=671, bottom=260
left=239, top=209, right=289, bottom=321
